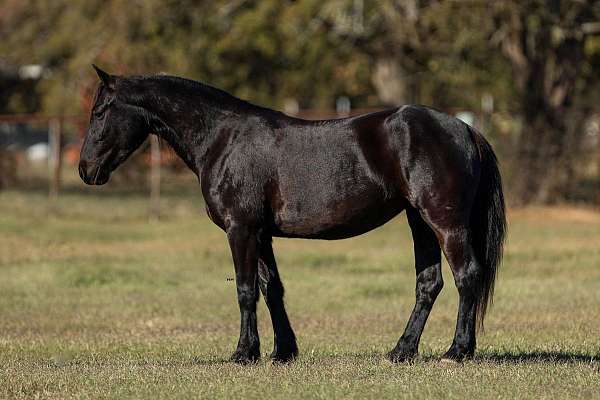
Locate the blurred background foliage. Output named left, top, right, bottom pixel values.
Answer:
left=0, top=0, right=599, bottom=204
left=0, top=0, right=517, bottom=112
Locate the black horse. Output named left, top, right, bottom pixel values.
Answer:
left=80, top=66, right=506, bottom=364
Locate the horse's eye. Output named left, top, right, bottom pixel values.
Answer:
left=93, top=107, right=105, bottom=118
left=93, top=97, right=114, bottom=118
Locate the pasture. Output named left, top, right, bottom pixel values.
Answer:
left=1, top=180, right=599, bottom=399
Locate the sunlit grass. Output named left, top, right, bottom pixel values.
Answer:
left=1, top=186, right=599, bottom=399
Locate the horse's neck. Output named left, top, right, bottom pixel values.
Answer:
left=145, top=93, right=239, bottom=175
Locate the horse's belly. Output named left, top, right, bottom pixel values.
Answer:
left=271, top=184, right=405, bottom=240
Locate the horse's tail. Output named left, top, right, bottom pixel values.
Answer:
left=470, top=128, right=507, bottom=330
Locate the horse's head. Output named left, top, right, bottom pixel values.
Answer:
left=79, top=65, right=150, bottom=185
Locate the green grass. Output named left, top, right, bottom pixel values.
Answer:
left=1, top=182, right=600, bottom=399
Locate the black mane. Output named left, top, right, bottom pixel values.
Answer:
left=121, top=74, right=285, bottom=118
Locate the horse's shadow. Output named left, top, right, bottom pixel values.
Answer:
left=312, top=351, right=599, bottom=365
left=186, top=351, right=599, bottom=366
left=474, top=350, right=599, bottom=364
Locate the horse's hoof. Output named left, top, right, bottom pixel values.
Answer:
left=270, top=352, right=297, bottom=364
left=270, top=344, right=298, bottom=363
left=385, top=349, right=416, bottom=363
left=440, top=347, right=473, bottom=364
left=230, top=349, right=260, bottom=365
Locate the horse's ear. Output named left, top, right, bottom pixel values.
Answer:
left=92, top=64, right=115, bottom=89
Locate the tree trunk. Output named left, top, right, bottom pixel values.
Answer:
left=514, top=110, right=563, bottom=204
left=498, top=0, right=594, bottom=205
left=514, top=102, right=591, bottom=204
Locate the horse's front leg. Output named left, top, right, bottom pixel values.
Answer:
left=227, top=223, right=261, bottom=364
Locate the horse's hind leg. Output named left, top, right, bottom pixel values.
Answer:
left=387, top=207, right=443, bottom=363
left=437, top=225, right=480, bottom=362
left=257, top=236, right=298, bottom=362
left=419, top=210, right=480, bottom=362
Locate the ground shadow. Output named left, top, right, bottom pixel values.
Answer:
left=474, top=350, right=599, bottom=364
left=186, top=351, right=599, bottom=367
left=381, top=350, right=599, bottom=365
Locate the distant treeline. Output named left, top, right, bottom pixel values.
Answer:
left=0, top=0, right=599, bottom=204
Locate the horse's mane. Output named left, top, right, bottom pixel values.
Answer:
left=123, top=74, right=283, bottom=118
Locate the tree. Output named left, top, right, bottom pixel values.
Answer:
left=1, top=0, right=598, bottom=204
left=0, top=0, right=377, bottom=113
left=491, top=0, right=600, bottom=203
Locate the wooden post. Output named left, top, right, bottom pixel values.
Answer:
left=150, top=135, right=161, bottom=220
left=481, top=93, right=494, bottom=133
left=48, top=117, right=63, bottom=206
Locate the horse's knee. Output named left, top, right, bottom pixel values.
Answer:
left=237, top=285, right=258, bottom=309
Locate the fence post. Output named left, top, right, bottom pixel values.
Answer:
left=48, top=117, right=63, bottom=206
left=150, top=135, right=161, bottom=220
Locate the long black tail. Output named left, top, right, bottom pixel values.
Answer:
left=470, top=128, right=507, bottom=330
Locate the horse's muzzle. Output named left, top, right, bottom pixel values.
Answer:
left=78, top=159, right=110, bottom=185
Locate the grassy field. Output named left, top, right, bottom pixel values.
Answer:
left=1, top=180, right=600, bottom=399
